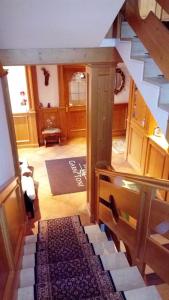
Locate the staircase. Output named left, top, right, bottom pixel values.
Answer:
left=17, top=216, right=162, bottom=299
left=115, top=21, right=169, bottom=141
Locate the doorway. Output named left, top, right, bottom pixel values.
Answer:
left=4, top=64, right=89, bottom=224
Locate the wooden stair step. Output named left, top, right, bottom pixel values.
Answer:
left=21, top=239, right=117, bottom=270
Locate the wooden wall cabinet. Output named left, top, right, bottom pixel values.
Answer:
left=126, top=80, right=169, bottom=182
left=145, top=138, right=168, bottom=179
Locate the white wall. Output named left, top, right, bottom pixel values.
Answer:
left=36, top=65, right=59, bottom=108
left=114, top=63, right=130, bottom=104
left=0, top=80, right=15, bottom=189
left=4, top=66, right=29, bottom=113
left=0, top=0, right=125, bottom=49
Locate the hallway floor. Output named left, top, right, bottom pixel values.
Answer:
left=18, top=137, right=134, bottom=232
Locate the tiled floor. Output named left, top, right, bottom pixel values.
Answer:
left=18, top=137, right=135, bottom=233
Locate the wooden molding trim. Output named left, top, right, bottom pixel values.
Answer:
left=0, top=48, right=115, bottom=66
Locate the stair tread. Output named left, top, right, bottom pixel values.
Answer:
left=22, top=254, right=35, bottom=269
left=87, top=231, right=108, bottom=243
left=25, top=235, right=37, bottom=244
left=159, top=103, right=169, bottom=112
left=22, top=240, right=117, bottom=270
left=131, top=55, right=151, bottom=61
left=100, top=252, right=129, bottom=271
left=24, top=243, right=36, bottom=255
left=110, top=266, right=145, bottom=292
left=17, top=286, right=34, bottom=300
left=124, top=285, right=162, bottom=300
left=84, top=224, right=101, bottom=234
left=20, top=268, right=35, bottom=288
left=144, top=76, right=169, bottom=85
left=93, top=240, right=117, bottom=255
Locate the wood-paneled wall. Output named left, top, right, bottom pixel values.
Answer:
left=0, top=177, right=26, bottom=300
left=126, top=79, right=169, bottom=200
left=27, top=64, right=127, bottom=144
left=112, top=103, right=128, bottom=136
left=0, top=225, right=10, bottom=300
left=13, top=111, right=38, bottom=148
left=68, top=106, right=86, bottom=138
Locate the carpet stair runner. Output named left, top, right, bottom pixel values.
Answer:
left=17, top=216, right=162, bottom=300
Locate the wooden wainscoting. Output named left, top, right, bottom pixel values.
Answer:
left=0, top=225, right=10, bottom=300
left=145, top=138, right=168, bottom=179
left=0, top=177, right=26, bottom=300
left=144, top=137, right=169, bottom=200
left=13, top=111, right=38, bottom=148
left=68, top=105, right=86, bottom=138
left=112, top=103, right=128, bottom=136
left=127, top=120, right=148, bottom=174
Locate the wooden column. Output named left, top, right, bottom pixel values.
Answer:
left=86, top=63, right=115, bottom=222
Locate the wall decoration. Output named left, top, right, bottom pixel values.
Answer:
left=41, top=67, right=50, bottom=86
left=36, top=65, right=59, bottom=108
left=114, top=68, right=125, bottom=95
left=20, top=91, right=27, bottom=106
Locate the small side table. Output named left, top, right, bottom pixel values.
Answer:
left=42, top=128, right=61, bottom=146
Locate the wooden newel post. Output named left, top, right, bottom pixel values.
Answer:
left=86, top=63, right=116, bottom=222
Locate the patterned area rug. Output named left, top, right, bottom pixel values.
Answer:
left=35, top=216, right=125, bottom=299
left=45, top=157, right=86, bottom=195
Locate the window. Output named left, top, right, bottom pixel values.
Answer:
left=69, top=72, right=86, bottom=106
left=4, top=66, right=29, bottom=113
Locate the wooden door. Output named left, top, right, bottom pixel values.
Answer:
left=58, top=65, right=87, bottom=139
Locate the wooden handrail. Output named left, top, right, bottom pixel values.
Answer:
left=125, top=0, right=169, bottom=80
left=156, top=0, right=169, bottom=15
left=96, top=166, right=169, bottom=190
left=96, top=166, right=169, bottom=284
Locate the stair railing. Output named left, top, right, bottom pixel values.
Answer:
left=138, top=0, right=169, bottom=21
left=156, top=0, right=169, bottom=15
left=95, top=166, right=169, bottom=284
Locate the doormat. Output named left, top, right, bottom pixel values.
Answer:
left=45, top=156, right=86, bottom=195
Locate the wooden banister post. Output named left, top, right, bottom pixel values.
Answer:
left=135, top=186, right=156, bottom=275
left=86, top=63, right=115, bottom=222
